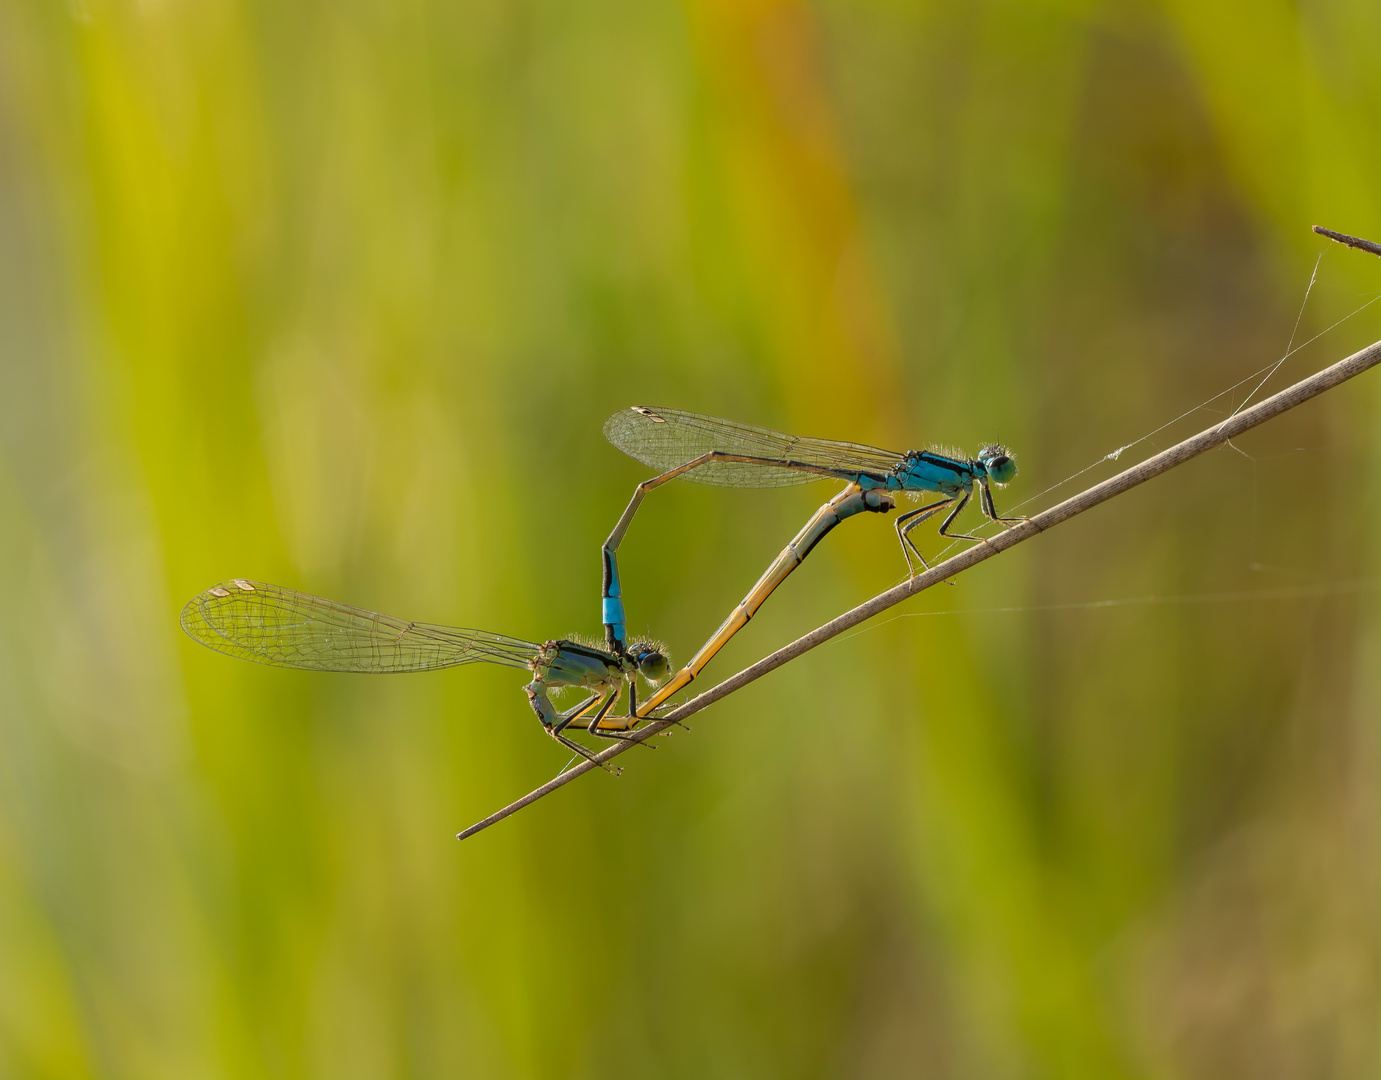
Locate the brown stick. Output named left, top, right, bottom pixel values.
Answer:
left=1313, top=225, right=1381, bottom=258
left=458, top=332, right=1381, bottom=840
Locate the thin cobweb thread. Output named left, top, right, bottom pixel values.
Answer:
left=1217, top=250, right=1323, bottom=430
left=899, top=285, right=1381, bottom=574
left=836, top=578, right=1381, bottom=644
left=1004, top=288, right=1381, bottom=520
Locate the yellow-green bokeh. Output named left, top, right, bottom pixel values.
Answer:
left=1, top=0, right=1380, bottom=1076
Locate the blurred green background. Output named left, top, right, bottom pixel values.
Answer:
left=3, top=0, right=1381, bottom=1076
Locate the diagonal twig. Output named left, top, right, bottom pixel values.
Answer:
left=458, top=334, right=1381, bottom=841
left=1314, top=225, right=1381, bottom=258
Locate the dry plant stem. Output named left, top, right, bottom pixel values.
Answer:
left=458, top=335, right=1381, bottom=840
left=1313, top=225, right=1381, bottom=258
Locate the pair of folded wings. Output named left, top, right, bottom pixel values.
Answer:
left=603, top=406, right=904, bottom=487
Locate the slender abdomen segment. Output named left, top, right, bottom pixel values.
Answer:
left=637, top=483, right=893, bottom=716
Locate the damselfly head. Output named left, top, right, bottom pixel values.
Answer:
left=977, top=445, right=1017, bottom=485
left=628, top=642, right=670, bottom=685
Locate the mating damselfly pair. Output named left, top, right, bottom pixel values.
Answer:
left=182, top=408, right=1021, bottom=769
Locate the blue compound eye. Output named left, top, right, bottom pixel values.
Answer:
left=985, top=454, right=1016, bottom=485
left=632, top=647, right=669, bottom=684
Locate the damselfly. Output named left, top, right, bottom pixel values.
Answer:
left=598, top=407, right=1021, bottom=713
left=181, top=579, right=669, bottom=768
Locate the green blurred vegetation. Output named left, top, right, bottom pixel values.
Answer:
left=2, top=0, right=1380, bottom=1076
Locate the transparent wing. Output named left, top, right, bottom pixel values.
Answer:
left=603, top=406, right=906, bottom=487
left=180, top=580, right=539, bottom=673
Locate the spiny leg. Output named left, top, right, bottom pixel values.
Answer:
left=979, top=480, right=1027, bottom=527
left=619, top=672, right=689, bottom=738
left=549, top=730, right=620, bottom=771
left=638, top=688, right=692, bottom=737
left=935, top=488, right=984, bottom=542
left=548, top=689, right=625, bottom=773
left=583, top=684, right=656, bottom=749
left=941, top=484, right=1027, bottom=546
left=620, top=672, right=690, bottom=737
left=895, top=498, right=955, bottom=575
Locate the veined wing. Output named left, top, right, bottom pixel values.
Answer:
left=603, top=406, right=906, bottom=487
left=180, top=580, right=539, bottom=673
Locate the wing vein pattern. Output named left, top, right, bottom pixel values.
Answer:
left=180, top=580, right=539, bottom=673
left=604, top=406, right=905, bottom=487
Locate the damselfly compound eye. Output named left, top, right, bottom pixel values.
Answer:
left=985, top=454, right=1016, bottom=485
left=634, top=648, right=669, bottom=684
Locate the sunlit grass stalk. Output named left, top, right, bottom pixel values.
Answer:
left=459, top=331, right=1381, bottom=840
